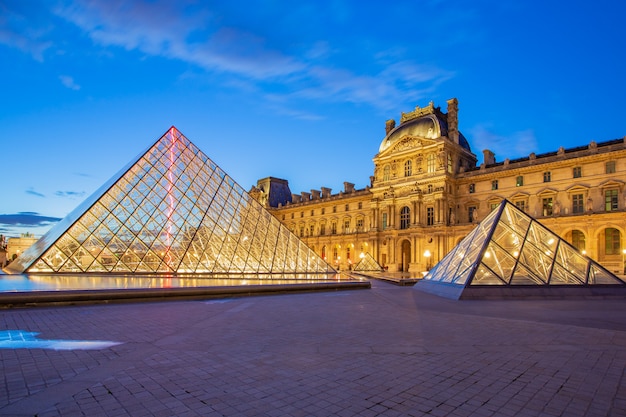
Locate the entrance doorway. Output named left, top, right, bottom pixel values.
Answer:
left=401, top=240, right=411, bottom=272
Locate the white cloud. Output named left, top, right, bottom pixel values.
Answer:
left=52, top=0, right=453, bottom=112
left=469, top=124, right=538, bottom=162
left=59, top=75, right=80, bottom=90
left=0, top=1, right=53, bottom=61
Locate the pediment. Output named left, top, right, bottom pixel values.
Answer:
left=565, top=183, right=590, bottom=193
left=380, top=135, right=438, bottom=157
left=599, top=179, right=625, bottom=189
left=510, top=192, right=530, bottom=200
left=536, top=187, right=558, bottom=196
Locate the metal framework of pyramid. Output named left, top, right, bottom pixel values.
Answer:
left=353, top=252, right=384, bottom=272
left=416, top=199, right=626, bottom=299
left=5, top=127, right=335, bottom=276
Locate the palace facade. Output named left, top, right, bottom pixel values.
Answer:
left=253, top=99, right=626, bottom=275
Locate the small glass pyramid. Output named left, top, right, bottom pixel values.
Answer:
left=420, top=200, right=626, bottom=296
left=353, top=253, right=384, bottom=272
left=6, top=127, right=335, bottom=276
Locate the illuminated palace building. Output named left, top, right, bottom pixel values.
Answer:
left=254, top=99, right=626, bottom=275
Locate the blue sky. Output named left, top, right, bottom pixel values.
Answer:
left=1, top=0, right=625, bottom=238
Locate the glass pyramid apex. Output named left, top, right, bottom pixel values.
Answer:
left=6, top=127, right=335, bottom=275
left=418, top=200, right=626, bottom=298
left=353, top=252, right=384, bottom=272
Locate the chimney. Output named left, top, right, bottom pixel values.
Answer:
left=482, top=149, right=496, bottom=165
left=343, top=182, right=355, bottom=193
left=321, top=187, right=332, bottom=198
left=311, top=189, right=321, bottom=200
left=385, top=119, right=396, bottom=135
left=301, top=191, right=311, bottom=201
left=446, top=98, right=459, bottom=144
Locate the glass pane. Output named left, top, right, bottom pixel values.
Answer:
left=481, top=242, right=517, bottom=284
left=472, top=263, right=505, bottom=285
left=510, top=263, right=544, bottom=285
left=589, top=264, right=624, bottom=284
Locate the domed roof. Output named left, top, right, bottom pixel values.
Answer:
left=378, top=111, right=471, bottom=154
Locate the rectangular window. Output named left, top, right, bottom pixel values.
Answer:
left=572, top=194, right=585, bottom=214
left=333, top=206, right=337, bottom=213
left=344, top=220, right=350, bottom=232
left=468, top=206, right=477, bottom=223
left=542, top=197, right=553, bottom=216
left=309, top=225, right=314, bottom=236
left=300, top=211, right=304, bottom=218
left=515, top=200, right=526, bottom=212
left=311, top=210, right=314, bottom=216
left=427, top=154, right=436, bottom=173
left=605, top=189, right=618, bottom=211
left=299, top=226, right=304, bottom=237
left=356, top=218, right=364, bottom=230
left=291, top=213, right=294, bottom=219
left=605, top=228, right=621, bottom=255
left=321, top=208, right=325, bottom=215
left=469, top=183, right=475, bottom=194
left=358, top=202, right=362, bottom=210
left=606, top=161, right=616, bottom=174
left=572, top=230, right=585, bottom=251
left=320, top=224, right=326, bottom=236
left=427, top=207, right=434, bottom=226
left=345, top=204, right=349, bottom=211
left=516, top=176, right=524, bottom=187
left=382, top=213, right=388, bottom=229
left=331, top=222, right=337, bottom=235
left=491, top=180, right=498, bottom=190
left=490, top=203, right=498, bottom=212
left=543, top=172, right=551, bottom=182
left=573, top=166, right=582, bottom=178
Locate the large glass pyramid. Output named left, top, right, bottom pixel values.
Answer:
left=6, top=127, right=335, bottom=276
left=353, top=253, right=384, bottom=272
left=417, top=200, right=626, bottom=299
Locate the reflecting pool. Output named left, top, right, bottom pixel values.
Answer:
left=0, top=273, right=361, bottom=292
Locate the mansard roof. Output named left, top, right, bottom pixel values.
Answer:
left=379, top=102, right=471, bottom=155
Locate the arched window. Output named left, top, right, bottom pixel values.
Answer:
left=427, top=154, right=436, bottom=173
left=400, top=206, right=410, bottom=229
left=321, top=245, right=326, bottom=260
left=383, top=165, right=391, bottom=181
left=404, top=160, right=412, bottom=177
left=571, top=230, right=585, bottom=251
left=605, top=228, right=621, bottom=255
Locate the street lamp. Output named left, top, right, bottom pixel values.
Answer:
left=423, top=249, right=432, bottom=271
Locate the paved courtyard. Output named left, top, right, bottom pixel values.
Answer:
left=1, top=279, right=626, bottom=416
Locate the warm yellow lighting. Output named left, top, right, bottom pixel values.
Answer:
left=359, top=252, right=365, bottom=259
left=484, top=251, right=491, bottom=258
left=513, top=251, right=519, bottom=257
left=423, top=250, right=431, bottom=258
left=548, top=238, right=555, bottom=245
left=582, top=250, right=587, bottom=255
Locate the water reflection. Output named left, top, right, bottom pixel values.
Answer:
left=0, top=330, right=121, bottom=350
left=0, top=273, right=361, bottom=292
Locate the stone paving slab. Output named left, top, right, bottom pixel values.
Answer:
left=1, top=280, right=626, bottom=416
